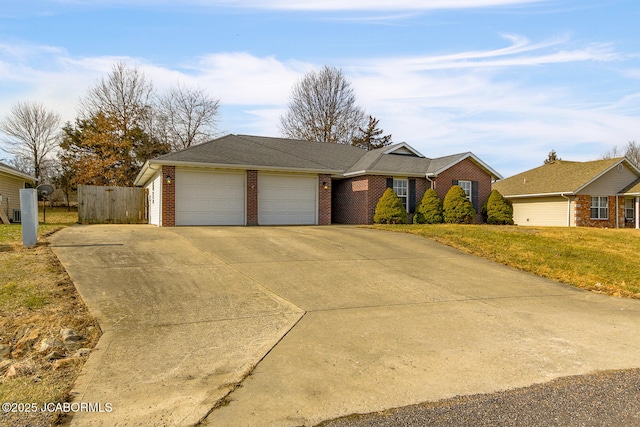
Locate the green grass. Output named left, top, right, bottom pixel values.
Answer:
left=0, top=206, right=77, bottom=245
left=0, top=206, right=98, bottom=427
left=374, top=224, right=640, bottom=298
left=0, top=207, right=78, bottom=312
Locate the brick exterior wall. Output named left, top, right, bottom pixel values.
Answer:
left=160, top=159, right=494, bottom=227
left=318, top=174, right=332, bottom=225
left=332, top=175, right=432, bottom=224
left=332, top=177, right=374, bottom=224
left=367, top=176, right=391, bottom=224
left=246, top=170, right=258, bottom=226
left=433, top=158, right=493, bottom=223
left=574, top=195, right=624, bottom=228
left=161, top=165, right=175, bottom=227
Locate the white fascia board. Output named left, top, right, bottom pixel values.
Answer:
left=146, top=160, right=342, bottom=176
left=133, top=161, right=163, bottom=187
left=342, top=170, right=427, bottom=178
left=574, top=158, right=640, bottom=194
left=382, top=142, right=425, bottom=158
left=503, top=192, right=576, bottom=199
left=429, top=152, right=503, bottom=180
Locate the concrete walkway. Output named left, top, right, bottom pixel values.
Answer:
left=50, top=225, right=640, bottom=426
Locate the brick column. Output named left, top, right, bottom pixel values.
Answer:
left=247, top=170, right=258, bottom=226
left=318, top=174, right=332, bottom=225
left=161, top=165, right=176, bottom=227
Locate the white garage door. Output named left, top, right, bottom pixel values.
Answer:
left=176, top=169, right=245, bottom=226
left=258, top=174, right=317, bottom=225
left=512, top=197, right=569, bottom=227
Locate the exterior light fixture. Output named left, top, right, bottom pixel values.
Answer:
left=166, top=175, right=172, bottom=185
left=322, top=181, right=329, bottom=190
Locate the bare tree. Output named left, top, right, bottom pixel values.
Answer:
left=0, top=101, right=61, bottom=181
left=602, top=141, right=640, bottom=168
left=80, top=61, right=154, bottom=137
left=61, top=62, right=169, bottom=186
left=280, top=66, right=365, bottom=144
left=157, top=84, right=220, bottom=151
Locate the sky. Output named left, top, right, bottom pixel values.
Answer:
left=1, top=0, right=639, bottom=177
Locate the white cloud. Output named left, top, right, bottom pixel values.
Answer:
left=52, top=0, right=542, bottom=11
left=0, top=34, right=638, bottom=177
left=211, top=0, right=541, bottom=11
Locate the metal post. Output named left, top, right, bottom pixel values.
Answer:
left=20, top=189, right=38, bottom=247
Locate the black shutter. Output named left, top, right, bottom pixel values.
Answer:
left=472, top=181, right=479, bottom=211
left=386, top=177, right=393, bottom=189
left=409, top=179, right=416, bottom=213
left=452, top=179, right=459, bottom=186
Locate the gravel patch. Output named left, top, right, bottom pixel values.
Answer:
left=317, top=369, right=640, bottom=427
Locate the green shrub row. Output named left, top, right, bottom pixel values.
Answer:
left=374, top=186, right=513, bottom=225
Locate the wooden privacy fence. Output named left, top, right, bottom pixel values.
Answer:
left=78, top=184, right=147, bottom=224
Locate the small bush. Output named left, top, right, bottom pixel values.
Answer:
left=374, top=188, right=408, bottom=224
left=443, top=185, right=476, bottom=224
left=414, top=188, right=443, bottom=224
left=485, top=189, right=514, bottom=225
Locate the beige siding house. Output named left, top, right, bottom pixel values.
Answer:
left=0, top=162, right=36, bottom=222
left=493, top=157, right=640, bottom=228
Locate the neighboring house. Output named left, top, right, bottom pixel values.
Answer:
left=134, top=134, right=502, bottom=227
left=0, top=162, right=37, bottom=222
left=492, top=157, right=640, bottom=228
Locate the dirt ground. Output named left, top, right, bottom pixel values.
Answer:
left=0, top=236, right=100, bottom=427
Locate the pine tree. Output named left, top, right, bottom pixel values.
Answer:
left=544, top=149, right=561, bottom=164
left=351, top=116, right=392, bottom=151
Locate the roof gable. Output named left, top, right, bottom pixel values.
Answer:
left=493, top=157, right=639, bottom=197
left=382, top=143, right=424, bottom=157
left=426, top=152, right=503, bottom=180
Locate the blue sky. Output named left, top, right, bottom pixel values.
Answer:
left=1, top=0, right=639, bottom=177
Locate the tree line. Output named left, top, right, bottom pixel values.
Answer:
left=0, top=64, right=392, bottom=199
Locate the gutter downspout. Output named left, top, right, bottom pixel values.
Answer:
left=425, top=174, right=434, bottom=190
left=636, top=197, right=639, bottom=229
left=560, top=193, right=572, bottom=227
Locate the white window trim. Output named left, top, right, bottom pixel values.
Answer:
left=393, top=178, right=409, bottom=211
left=458, top=180, right=472, bottom=202
left=590, top=196, right=609, bottom=220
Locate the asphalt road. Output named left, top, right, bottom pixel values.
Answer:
left=318, top=369, right=640, bottom=427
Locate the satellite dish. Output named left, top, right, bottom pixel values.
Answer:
left=37, top=184, right=55, bottom=198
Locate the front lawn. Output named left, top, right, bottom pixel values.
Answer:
left=0, top=207, right=100, bottom=427
left=375, top=224, right=640, bottom=298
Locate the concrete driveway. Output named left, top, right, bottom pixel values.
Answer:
left=50, top=225, right=640, bottom=426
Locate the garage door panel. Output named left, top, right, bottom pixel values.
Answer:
left=176, top=170, right=245, bottom=226
left=512, top=197, right=567, bottom=227
left=258, top=174, right=317, bottom=225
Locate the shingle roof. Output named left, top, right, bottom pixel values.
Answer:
left=344, top=144, right=431, bottom=176
left=154, top=134, right=365, bottom=172
left=135, top=134, right=502, bottom=185
left=492, top=158, right=625, bottom=197
left=620, top=177, right=640, bottom=195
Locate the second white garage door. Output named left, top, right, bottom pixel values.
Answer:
left=176, top=169, right=245, bottom=226
left=258, top=174, right=317, bottom=225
